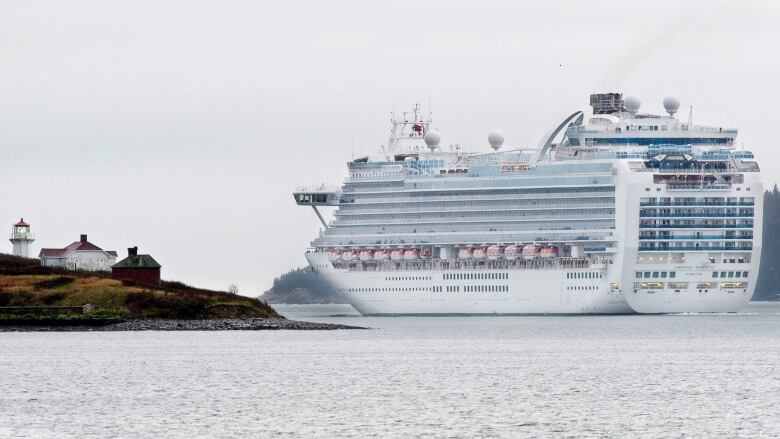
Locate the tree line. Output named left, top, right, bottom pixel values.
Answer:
left=756, top=185, right=780, bottom=300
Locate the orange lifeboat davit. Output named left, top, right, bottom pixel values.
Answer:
left=374, top=249, right=390, bottom=261
left=540, top=246, right=559, bottom=259
left=359, top=249, right=375, bottom=261
left=341, top=249, right=358, bottom=262
left=504, top=245, right=520, bottom=261
left=486, top=245, right=503, bottom=260
left=327, top=250, right=342, bottom=263
left=522, top=244, right=540, bottom=260
left=404, top=248, right=420, bottom=260
left=473, top=247, right=487, bottom=260
left=390, top=248, right=405, bottom=261
left=458, top=247, right=473, bottom=259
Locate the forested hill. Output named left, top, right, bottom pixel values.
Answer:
left=265, top=188, right=780, bottom=303
left=260, top=268, right=345, bottom=304
left=756, top=185, right=780, bottom=300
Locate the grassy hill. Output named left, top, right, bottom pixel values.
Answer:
left=0, top=253, right=281, bottom=320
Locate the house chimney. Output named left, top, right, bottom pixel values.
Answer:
left=128, top=247, right=138, bottom=256
left=80, top=234, right=87, bottom=243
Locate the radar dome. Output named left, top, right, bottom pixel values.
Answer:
left=423, top=130, right=441, bottom=150
left=663, top=95, right=680, bottom=116
left=488, top=130, right=505, bottom=151
left=624, top=94, right=641, bottom=113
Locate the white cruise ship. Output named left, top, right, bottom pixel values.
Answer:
left=294, top=93, right=762, bottom=314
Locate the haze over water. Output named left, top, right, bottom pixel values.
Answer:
left=2, top=303, right=779, bottom=438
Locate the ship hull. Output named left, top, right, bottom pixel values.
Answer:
left=306, top=253, right=634, bottom=315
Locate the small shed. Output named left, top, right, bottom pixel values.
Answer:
left=111, top=247, right=161, bottom=286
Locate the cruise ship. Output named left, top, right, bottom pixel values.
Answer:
left=294, top=93, right=762, bottom=314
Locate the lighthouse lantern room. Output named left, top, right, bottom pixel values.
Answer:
left=10, top=218, right=35, bottom=258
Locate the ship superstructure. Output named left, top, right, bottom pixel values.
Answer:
left=294, top=94, right=762, bottom=314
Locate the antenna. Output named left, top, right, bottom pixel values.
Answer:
left=687, top=105, right=693, bottom=126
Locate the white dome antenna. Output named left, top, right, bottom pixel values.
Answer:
left=623, top=94, right=641, bottom=116
left=423, top=130, right=441, bottom=152
left=663, top=95, right=680, bottom=117
left=488, top=130, right=504, bottom=151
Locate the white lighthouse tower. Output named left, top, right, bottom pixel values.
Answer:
left=9, top=218, right=34, bottom=258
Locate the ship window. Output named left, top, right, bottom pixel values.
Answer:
left=661, top=272, right=667, bottom=278
left=645, top=272, right=651, bottom=278
left=728, top=271, right=734, bottom=278
left=721, top=271, right=726, bottom=277
left=653, top=272, right=659, bottom=278
left=670, top=272, right=676, bottom=278
left=735, top=271, right=741, bottom=278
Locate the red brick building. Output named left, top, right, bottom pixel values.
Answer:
left=111, top=247, right=161, bottom=286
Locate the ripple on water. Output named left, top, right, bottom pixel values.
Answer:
left=0, top=302, right=779, bottom=438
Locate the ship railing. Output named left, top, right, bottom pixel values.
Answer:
left=639, top=235, right=752, bottom=240
left=638, top=246, right=752, bottom=252
left=664, top=184, right=733, bottom=191
left=9, top=233, right=35, bottom=240
left=337, top=257, right=612, bottom=272
left=639, top=236, right=752, bottom=240
left=639, top=201, right=754, bottom=207
left=294, top=184, right=341, bottom=193
left=345, top=192, right=617, bottom=205
left=639, top=212, right=752, bottom=218
left=639, top=224, right=752, bottom=229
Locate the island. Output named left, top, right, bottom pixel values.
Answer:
left=0, top=253, right=361, bottom=331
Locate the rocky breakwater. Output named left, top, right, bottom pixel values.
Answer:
left=0, top=318, right=366, bottom=332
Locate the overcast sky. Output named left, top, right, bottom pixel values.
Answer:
left=2, top=0, right=779, bottom=294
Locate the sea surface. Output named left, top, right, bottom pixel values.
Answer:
left=1, top=302, right=780, bottom=438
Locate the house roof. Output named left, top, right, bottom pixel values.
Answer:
left=14, top=218, right=29, bottom=227
left=39, top=239, right=117, bottom=258
left=112, top=254, right=161, bottom=269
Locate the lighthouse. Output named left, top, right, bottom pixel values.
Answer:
left=9, top=218, right=34, bottom=258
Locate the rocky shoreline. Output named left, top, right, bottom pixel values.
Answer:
left=0, top=318, right=366, bottom=332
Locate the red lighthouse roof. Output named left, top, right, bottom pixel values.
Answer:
left=14, top=218, right=29, bottom=227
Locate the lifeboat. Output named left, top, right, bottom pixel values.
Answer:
left=504, top=245, right=520, bottom=261
left=421, top=248, right=432, bottom=259
left=341, top=249, right=358, bottom=262
left=540, top=246, right=559, bottom=259
left=327, top=250, right=342, bottom=263
left=522, top=244, right=540, bottom=260
left=458, top=247, right=473, bottom=259
left=404, top=248, right=420, bottom=260
left=390, top=249, right=406, bottom=261
left=473, top=247, right=487, bottom=260
left=486, top=245, right=503, bottom=260
left=373, top=249, right=390, bottom=261
left=358, top=249, right=375, bottom=261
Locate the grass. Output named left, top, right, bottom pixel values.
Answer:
left=0, top=253, right=281, bottom=320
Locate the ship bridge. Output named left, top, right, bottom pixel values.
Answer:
left=294, top=185, right=341, bottom=229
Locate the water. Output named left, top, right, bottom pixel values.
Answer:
left=1, top=303, right=780, bottom=438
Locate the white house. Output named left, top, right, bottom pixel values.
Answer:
left=39, top=234, right=118, bottom=271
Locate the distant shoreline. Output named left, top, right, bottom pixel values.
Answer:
left=0, top=318, right=366, bottom=332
